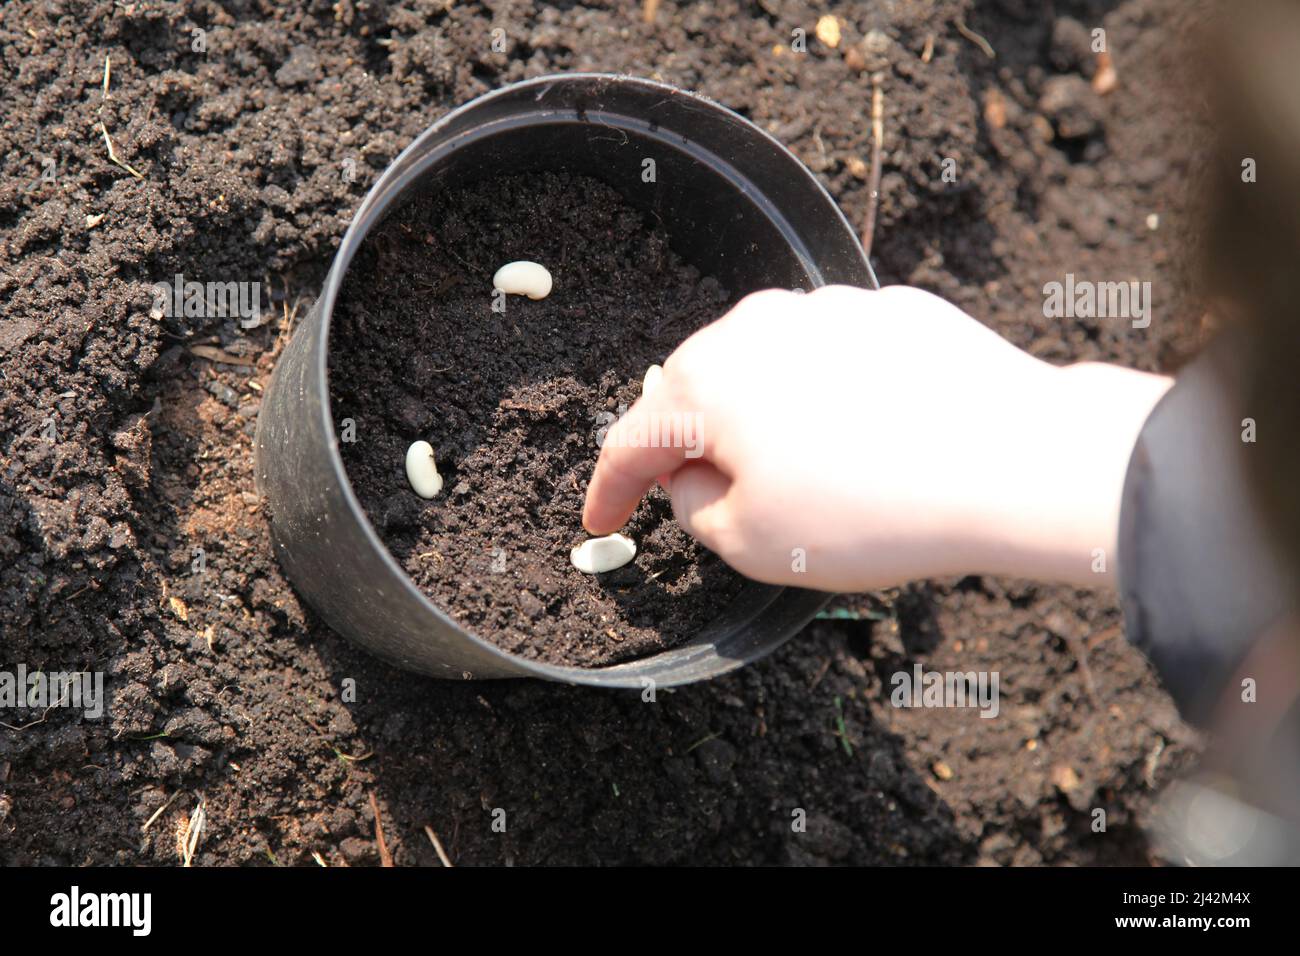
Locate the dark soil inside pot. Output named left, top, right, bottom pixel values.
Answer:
left=329, top=171, right=748, bottom=667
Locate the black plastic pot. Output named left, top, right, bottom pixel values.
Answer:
left=255, top=74, right=877, bottom=686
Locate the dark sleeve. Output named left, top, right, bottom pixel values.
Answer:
left=1117, top=334, right=1292, bottom=726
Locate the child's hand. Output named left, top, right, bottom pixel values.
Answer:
left=583, top=285, right=1172, bottom=591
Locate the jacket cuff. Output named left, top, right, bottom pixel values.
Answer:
left=1117, top=335, right=1289, bottom=725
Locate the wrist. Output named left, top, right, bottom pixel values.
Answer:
left=964, top=361, right=1173, bottom=586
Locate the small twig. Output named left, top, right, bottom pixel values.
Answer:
left=424, top=825, right=454, bottom=867
left=100, top=122, right=144, bottom=180
left=860, top=77, right=884, bottom=259
left=642, top=0, right=660, bottom=25
left=190, top=345, right=256, bottom=367
left=1086, top=624, right=1123, bottom=650
left=369, top=792, right=394, bottom=867
left=181, top=797, right=206, bottom=867
left=955, top=18, right=995, bottom=59
left=142, top=790, right=181, bottom=832
left=1063, top=632, right=1100, bottom=708
left=0, top=686, right=71, bottom=731
left=97, top=54, right=143, bottom=179
left=333, top=747, right=374, bottom=762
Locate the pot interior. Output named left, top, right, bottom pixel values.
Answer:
left=325, top=82, right=856, bottom=683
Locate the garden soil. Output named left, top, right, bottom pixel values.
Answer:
left=1, top=0, right=1208, bottom=864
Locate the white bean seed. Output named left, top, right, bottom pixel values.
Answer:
left=570, top=533, right=637, bottom=574
left=493, top=261, right=553, bottom=300
left=642, top=363, right=663, bottom=397
left=405, top=440, right=444, bottom=498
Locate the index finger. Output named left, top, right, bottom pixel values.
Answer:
left=582, top=378, right=710, bottom=534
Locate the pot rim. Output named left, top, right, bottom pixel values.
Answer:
left=308, top=73, right=874, bottom=685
